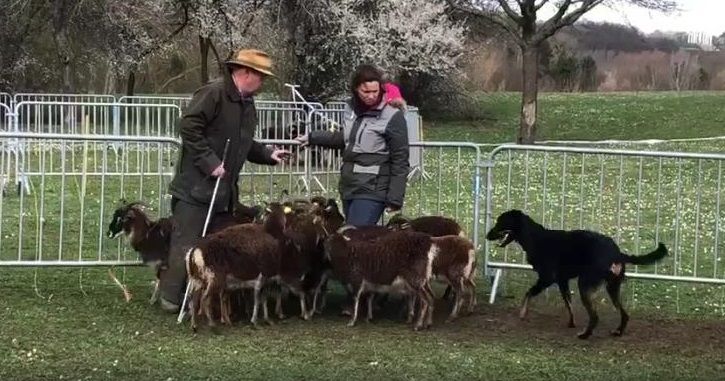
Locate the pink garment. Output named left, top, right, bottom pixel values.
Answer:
left=384, top=82, right=403, bottom=102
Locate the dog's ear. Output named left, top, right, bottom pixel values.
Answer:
left=516, top=210, right=532, bottom=236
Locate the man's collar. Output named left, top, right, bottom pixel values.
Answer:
left=224, top=72, right=242, bottom=102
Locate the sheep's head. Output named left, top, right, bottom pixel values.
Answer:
left=261, top=202, right=288, bottom=234
left=321, top=225, right=356, bottom=262
left=386, top=213, right=412, bottom=231
left=309, top=196, right=327, bottom=210
left=107, top=201, right=148, bottom=239
left=311, top=198, right=344, bottom=237
left=234, top=202, right=263, bottom=224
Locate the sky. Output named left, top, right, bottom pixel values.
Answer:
left=540, top=0, right=724, bottom=37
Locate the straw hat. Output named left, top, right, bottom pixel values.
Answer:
left=225, top=49, right=275, bottom=77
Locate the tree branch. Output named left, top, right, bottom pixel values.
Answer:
left=535, top=0, right=605, bottom=44
left=498, top=0, right=523, bottom=23
left=209, top=39, right=224, bottom=75
left=137, top=3, right=189, bottom=61
left=155, top=64, right=201, bottom=92
left=447, top=0, right=523, bottom=46
left=534, top=0, right=550, bottom=11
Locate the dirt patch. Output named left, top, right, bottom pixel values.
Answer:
left=428, top=298, right=725, bottom=353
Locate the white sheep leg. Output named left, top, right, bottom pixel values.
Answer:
left=202, top=281, right=216, bottom=328
left=406, top=294, right=416, bottom=324
left=312, top=273, right=329, bottom=315
left=189, top=281, right=203, bottom=332
left=424, top=283, right=435, bottom=328
left=366, top=293, right=375, bottom=323
left=446, top=280, right=464, bottom=323
left=250, top=279, right=262, bottom=326
left=262, top=295, right=274, bottom=325
left=465, top=278, right=477, bottom=313
left=298, top=291, right=310, bottom=320
left=348, top=282, right=366, bottom=327
left=275, top=289, right=286, bottom=320
left=149, top=280, right=160, bottom=305
left=413, top=288, right=428, bottom=331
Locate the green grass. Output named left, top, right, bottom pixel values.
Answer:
left=3, top=91, right=725, bottom=380
left=426, top=91, right=725, bottom=146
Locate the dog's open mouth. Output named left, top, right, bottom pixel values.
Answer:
left=496, top=230, right=513, bottom=247
left=486, top=229, right=514, bottom=247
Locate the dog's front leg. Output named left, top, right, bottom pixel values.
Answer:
left=520, top=278, right=552, bottom=319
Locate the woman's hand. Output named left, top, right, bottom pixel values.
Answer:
left=294, top=134, right=309, bottom=148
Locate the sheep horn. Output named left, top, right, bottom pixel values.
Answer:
left=337, top=225, right=357, bottom=234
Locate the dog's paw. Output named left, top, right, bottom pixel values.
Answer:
left=577, top=330, right=592, bottom=339
left=610, top=329, right=623, bottom=337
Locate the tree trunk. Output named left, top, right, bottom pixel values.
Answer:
left=199, top=35, right=210, bottom=85
left=52, top=0, right=73, bottom=92
left=103, top=66, right=116, bottom=95
left=518, top=44, right=539, bottom=144
left=126, top=70, right=135, bottom=96
left=209, top=41, right=224, bottom=78
left=56, top=33, right=74, bottom=94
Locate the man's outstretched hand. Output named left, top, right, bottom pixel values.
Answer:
left=271, top=146, right=292, bottom=163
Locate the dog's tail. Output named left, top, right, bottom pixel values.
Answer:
left=620, top=243, right=668, bottom=265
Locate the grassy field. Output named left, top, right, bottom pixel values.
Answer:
left=425, top=91, right=725, bottom=144
left=2, top=91, right=725, bottom=381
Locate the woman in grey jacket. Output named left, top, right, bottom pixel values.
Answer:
left=296, top=65, right=410, bottom=226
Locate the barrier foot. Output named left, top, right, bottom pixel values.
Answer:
left=489, top=269, right=502, bottom=304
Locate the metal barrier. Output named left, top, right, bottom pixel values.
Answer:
left=0, top=92, right=11, bottom=107
left=1, top=103, right=14, bottom=196
left=118, top=95, right=192, bottom=112
left=13, top=93, right=116, bottom=105
left=0, top=103, right=10, bottom=130
left=7, top=101, right=181, bottom=194
left=485, top=144, right=725, bottom=302
left=0, top=134, right=483, bottom=269
left=13, top=101, right=181, bottom=136
left=0, top=131, right=180, bottom=266
left=239, top=141, right=484, bottom=248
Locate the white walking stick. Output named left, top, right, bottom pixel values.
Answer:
left=177, top=139, right=230, bottom=323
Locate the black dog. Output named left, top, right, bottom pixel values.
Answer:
left=486, top=209, right=668, bottom=339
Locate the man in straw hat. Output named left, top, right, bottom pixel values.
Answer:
left=158, top=49, right=290, bottom=312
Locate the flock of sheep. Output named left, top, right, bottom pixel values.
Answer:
left=107, top=196, right=477, bottom=332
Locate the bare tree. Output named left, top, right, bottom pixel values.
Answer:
left=189, top=0, right=271, bottom=85
left=449, top=0, right=677, bottom=143
left=0, top=0, right=46, bottom=91
left=51, top=0, right=81, bottom=92
left=105, top=0, right=190, bottom=95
